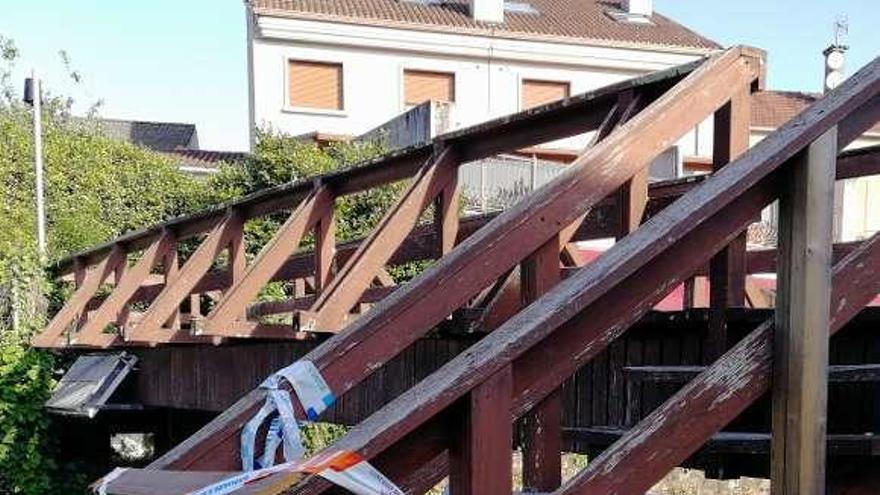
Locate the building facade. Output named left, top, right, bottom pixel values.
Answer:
left=245, top=0, right=718, bottom=142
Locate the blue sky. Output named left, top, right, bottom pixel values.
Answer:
left=2, top=1, right=878, bottom=151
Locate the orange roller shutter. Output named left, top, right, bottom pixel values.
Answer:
left=289, top=60, right=343, bottom=110
left=404, top=70, right=455, bottom=106
left=522, top=79, right=570, bottom=110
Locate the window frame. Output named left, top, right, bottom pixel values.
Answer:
left=283, top=57, right=347, bottom=116
left=519, top=78, right=571, bottom=111
left=401, top=68, right=457, bottom=109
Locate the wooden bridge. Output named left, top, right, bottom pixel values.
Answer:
left=33, top=46, right=880, bottom=494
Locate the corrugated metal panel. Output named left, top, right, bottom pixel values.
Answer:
left=522, top=79, right=570, bottom=110
left=404, top=70, right=455, bottom=106
left=289, top=60, right=343, bottom=110
left=458, top=155, right=567, bottom=213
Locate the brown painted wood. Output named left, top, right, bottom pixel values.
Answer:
left=520, top=236, right=563, bottom=492
left=770, top=127, right=837, bottom=495
left=555, top=232, right=880, bottom=495
left=146, top=47, right=761, bottom=473
left=128, top=212, right=241, bottom=343
left=435, top=176, right=460, bottom=256
left=32, top=246, right=126, bottom=348
left=449, top=365, right=513, bottom=495
left=707, top=86, right=751, bottom=360
left=298, top=146, right=459, bottom=332
left=73, top=232, right=176, bottom=347
left=201, top=188, right=333, bottom=336
left=314, top=202, right=336, bottom=295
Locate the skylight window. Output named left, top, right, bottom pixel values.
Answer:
left=504, top=2, right=539, bottom=15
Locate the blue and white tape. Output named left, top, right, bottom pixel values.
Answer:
left=240, top=360, right=336, bottom=472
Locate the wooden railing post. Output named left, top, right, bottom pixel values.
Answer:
left=771, top=128, right=837, bottom=495
left=449, top=365, right=513, bottom=495
left=707, top=86, right=751, bottom=360
left=520, top=235, right=562, bottom=492
left=435, top=177, right=460, bottom=257
left=314, top=203, right=336, bottom=295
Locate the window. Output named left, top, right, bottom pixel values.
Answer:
left=521, top=79, right=570, bottom=110
left=404, top=70, right=455, bottom=106
left=288, top=60, right=343, bottom=111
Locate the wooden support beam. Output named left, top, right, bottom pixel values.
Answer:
left=201, top=188, right=333, bottom=337
left=72, top=231, right=176, bottom=347
left=147, top=47, right=763, bottom=473
left=449, top=365, right=513, bottom=495
left=297, top=146, right=459, bottom=332
left=32, top=246, right=126, bottom=348
left=164, top=242, right=182, bottom=330
left=127, top=212, right=242, bottom=343
left=435, top=175, right=460, bottom=256
left=770, top=127, right=837, bottom=495
left=314, top=204, right=335, bottom=295
left=707, top=86, right=751, bottom=360
left=520, top=236, right=563, bottom=493
left=554, top=232, right=880, bottom=495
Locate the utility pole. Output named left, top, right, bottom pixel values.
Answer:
left=24, top=70, right=46, bottom=256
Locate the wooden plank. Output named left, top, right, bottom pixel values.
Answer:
left=298, top=146, right=459, bottom=332
left=435, top=176, right=459, bottom=256
left=449, top=365, right=513, bottom=495
left=707, top=86, right=751, bottom=360
left=54, top=53, right=704, bottom=279
left=771, top=127, right=837, bottom=495
left=266, top=53, right=879, bottom=495
left=127, top=213, right=240, bottom=343
left=314, top=203, right=336, bottom=295
left=201, top=188, right=333, bottom=336
left=32, top=246, right=126, bottom=348
left=553, top=233, right=880, bottom=495
left=72, top=231, right=177, bottom=347
left=520, top=236, right=563, bottom=492
left=146, top=47, right=762, bottom=473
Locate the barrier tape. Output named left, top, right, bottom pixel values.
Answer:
left=241, top=360, right=336, bottom=471
left=186, top=450, right=403, bottom=495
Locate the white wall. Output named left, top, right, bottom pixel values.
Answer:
left=249, top=15, right=708, bottom=141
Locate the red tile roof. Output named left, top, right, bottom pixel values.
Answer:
left=164, top=149, right=249, bottom=170
left=250, top=0, right=720, bottom=51
left=752, top=90, right=880, bottom=134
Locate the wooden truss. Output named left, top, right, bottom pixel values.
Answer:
left=36, top=45, right=880, bottom=495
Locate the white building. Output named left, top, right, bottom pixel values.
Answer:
left=245, top=0, right=718, bottom=141
left=244, top=0, right=880, bottom=242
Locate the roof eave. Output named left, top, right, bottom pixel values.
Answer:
left=251, top=8, right=721, bottom=56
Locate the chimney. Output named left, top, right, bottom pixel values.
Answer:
left=624, top=0, right=653, bottom=17
left=470, top=0, right=504, bottom=24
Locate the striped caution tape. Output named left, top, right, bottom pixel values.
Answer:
left=187, top=450, right=402, bottom=495
left=303, top=450, right=405, bottom=495
left=241, top=360, right=336, bottom=471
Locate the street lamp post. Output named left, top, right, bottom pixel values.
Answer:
left=24, top=70, right=46, bottom=256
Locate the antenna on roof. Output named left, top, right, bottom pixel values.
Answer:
left=833, top=14, right=849, bottom=48
left=824, top=14, right=849, bottom=93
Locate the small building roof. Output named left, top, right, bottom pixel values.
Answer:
left=249, top=0, right=720, bottom=52
left=164, top=148, right=249, bottom=172
left=94, top=118, right=199, bottom=152
left=752, top=90, right=880, bottom=135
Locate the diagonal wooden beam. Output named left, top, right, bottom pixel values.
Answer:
left=72, top=230, right=177, bottom=347
left=200, top=187, right=333, bottom=337
left=126, top=211, right=242, bottom=343
left=145, top=47, right=763, bottom=473
left=296, top=146, right=460, bottom=332
left=32, top=246, right=126, bottom=348
left=556, top=231, right=880, bottom=495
